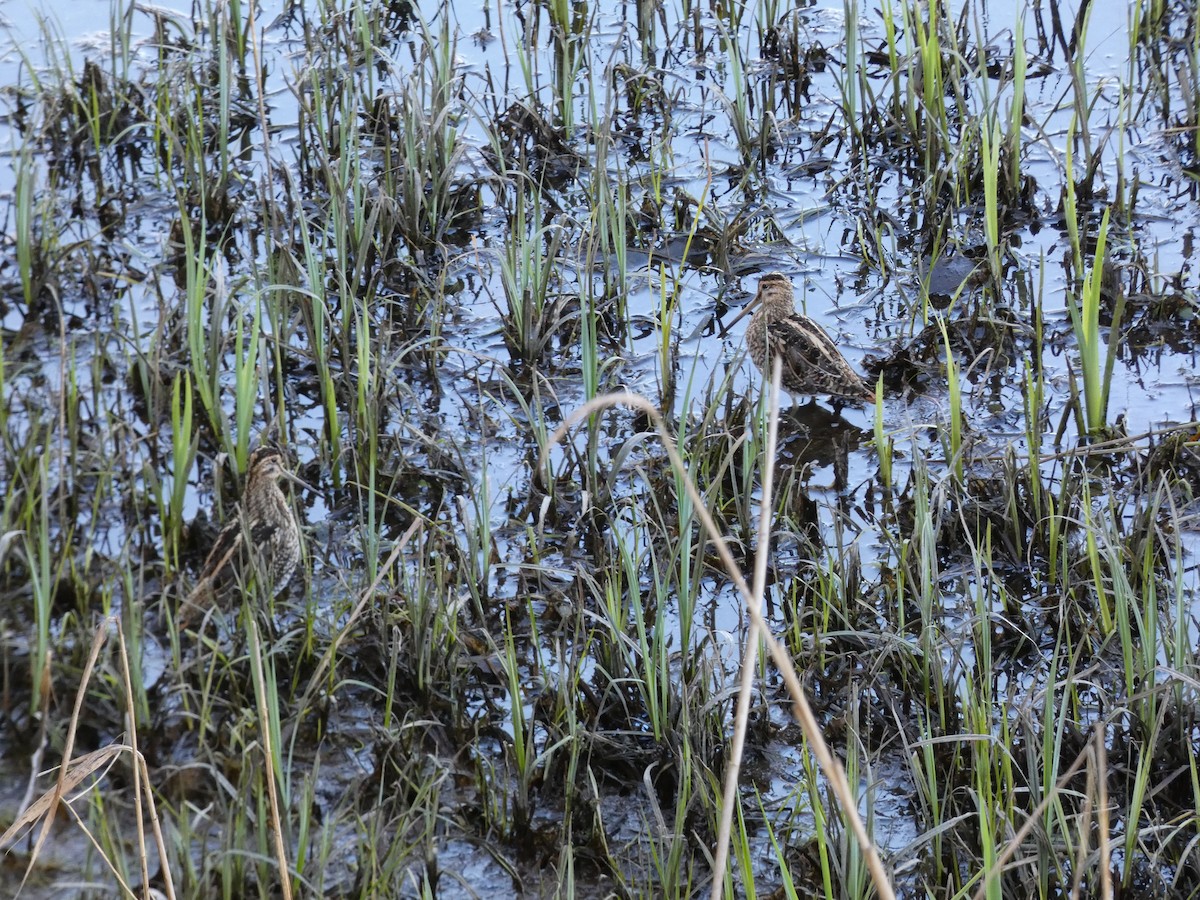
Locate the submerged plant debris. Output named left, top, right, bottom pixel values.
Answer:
left=2, top=0, right=1200, bottom=897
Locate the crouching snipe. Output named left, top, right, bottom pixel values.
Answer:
left=180, top=446, right=306, bottom=626
left=738, top=272, right=876, bottom=406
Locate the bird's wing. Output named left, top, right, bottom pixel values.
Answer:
left=250, top=516, right=283, bottom=547
left=198, top=516, right=244, bottom=582
left=766, top=316, right=873, bottom=400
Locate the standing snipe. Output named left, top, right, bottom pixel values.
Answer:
left=180, top=446, right=306, bottom=625
left=738, top=272, right=876, bottom=405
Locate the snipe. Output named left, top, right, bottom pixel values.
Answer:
left=733, top=272, right=876, bottom=406
left=180, top=446, right=306, bottom=625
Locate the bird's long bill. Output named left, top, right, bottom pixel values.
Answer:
left=280, top=469, right=315, bottom=493
left=720, top=290, right=763, bottom=335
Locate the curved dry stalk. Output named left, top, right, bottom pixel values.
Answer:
left=542, top=380, right=895, bottom=900
left=711, top=360, right=785, bottom=900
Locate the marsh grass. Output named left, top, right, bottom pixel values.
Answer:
left=1070, top=211, right=1124, bottom=439
left=5, top=0, right=1200, bottom=897
left=497, top=180, right=567, bottom=365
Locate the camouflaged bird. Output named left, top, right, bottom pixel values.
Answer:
left=179, top=447, right=305, bottom=625
left=741, top=272, right=876, bottom=405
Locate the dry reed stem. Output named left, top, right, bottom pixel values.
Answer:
left=0, top=614, right=178, bottom=899
left=543, top=384, right=895, bottom=900
left=1, top=622, right=127, bottom=893
left=711, top=359, right=785, bottom=900
left=116, top=614, right=176, bottom=900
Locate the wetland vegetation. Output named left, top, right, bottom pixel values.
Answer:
left=3, top=0, right=1200, bottom=896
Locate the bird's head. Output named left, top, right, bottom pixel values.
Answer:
left=246, top=447, right=309, bottom=491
